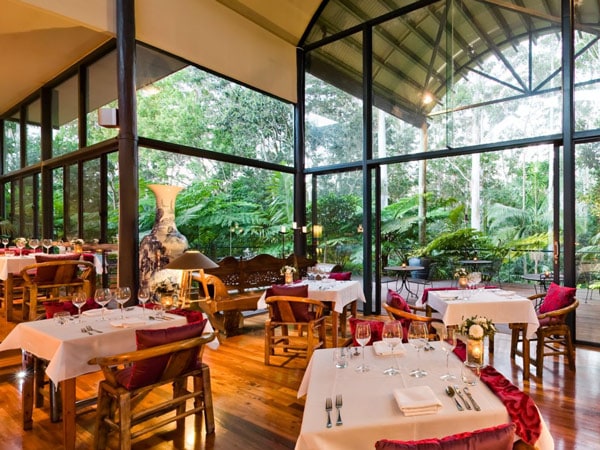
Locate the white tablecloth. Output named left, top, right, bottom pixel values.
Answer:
left=257, top=280, right=366, bottom=313
left=0, top=308, right=218, bottom=385
left=296, top=345, right=553, bottom=450
left=0, top=255, right=36, bottom=280
left=426, top=289, right=540, bottom=339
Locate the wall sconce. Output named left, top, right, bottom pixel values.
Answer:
left=98, top=108, right=119, bottom=128
left=312, top=224, right=323, bottom=239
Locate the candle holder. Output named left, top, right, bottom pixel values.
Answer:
left=466, top=338, right=484, bottom=367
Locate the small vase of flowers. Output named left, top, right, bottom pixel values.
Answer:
left=459, top=315, right=496, bottom=367
left=280, top=265, right=297, bottom=284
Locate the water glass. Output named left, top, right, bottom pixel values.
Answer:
left=54, top=311, right=71, bottom=325
left=461, top=362, right=480, bottom=385
left=333, top=347, right=348, bottom=369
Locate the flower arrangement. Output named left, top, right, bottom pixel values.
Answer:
left=70, top=238, right=84, bottom=246
left=280, top=265, right=297, bottom=275
left=459, top=315, right=496, bottom=339
left=454, top=267, right=469, bottom=278
left=152, top=278, right=179, bottom=294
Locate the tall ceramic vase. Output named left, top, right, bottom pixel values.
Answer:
left=139, top=184, right=188, bottom=289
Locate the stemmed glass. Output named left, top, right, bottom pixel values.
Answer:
left=382, top=321, right=403, bottom=375
left=29, top=238, right=39, bottom=253
left=94, top=288, right=111, bottom=320
left=138, top=286, right=150, bottom=317
left=72, top=290, right=87, bottom=323
left=1, top=238, right=8, bottom=250
left=440, top=326, right=458, bottom=380
left=115, top=287, right=131, bottom=319
left=354, top=322, right=371, bottom=373
left=16, top=239, right=26, bottom=257
left=42, top=238, right=53, bottom=253
left=408, top=321, right=429, bottom=378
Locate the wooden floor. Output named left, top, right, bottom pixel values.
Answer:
left=1, top=291, right=599, bottom=449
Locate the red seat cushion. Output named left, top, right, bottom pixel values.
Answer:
left=33, top=253, right=82, bottom=282
left=328, top=271, right=352, bottom=280
left=265, top=284, right=310, bottom=321
left=349, top=317, right=384, bottom=346
left=115, top=320, right=207, bottom=390
left=375, top=423, right=516, bottom=450
left=538, top=282, right=576, bottom=314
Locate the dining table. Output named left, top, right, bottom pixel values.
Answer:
left=0, top=306, right=218, bottom=450
left=257, top=279, right=366, bottom=347
left=383, top=265, right=424, bottom=298
left=295, top=344, right=553, bottom=450
left=0, top=254, right=36, bottom=321
left=424, top=288, right=540, bottom=377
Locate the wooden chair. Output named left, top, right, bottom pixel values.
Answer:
left=264, top=295, right=327, bottom=366
left=88, top=331, right=217, bottom=449
left=510, top=293, right=579, bottom=378
left=20, top=259, right=95, bottom=321
left=383, top=303, right=444, bottom=341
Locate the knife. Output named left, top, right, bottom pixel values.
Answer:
left=453, top=386, right=471, bottom=410
left=463, top=387, right=481, bottom=411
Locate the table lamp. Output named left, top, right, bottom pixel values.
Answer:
left=165, top=250, right=218, bottom=305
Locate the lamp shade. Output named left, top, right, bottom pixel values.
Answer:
left=164, top=250, right=218, bottom=270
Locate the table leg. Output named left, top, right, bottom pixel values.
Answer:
left=21, top=351, right=34, bottom=430
left=61, top=378, right=77, bottom=450
left=331, top=312, right=339, bottom=348
left=522, top=334, right=531, bottom=379
left=5, top=273, right=14, bottom=322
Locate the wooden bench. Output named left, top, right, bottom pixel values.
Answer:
left=192, top=254, right=316, bottom=335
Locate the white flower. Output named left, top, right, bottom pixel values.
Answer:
left=280, top=265, right=297, bottom=275
left=469, top=324, right=484, bottom=339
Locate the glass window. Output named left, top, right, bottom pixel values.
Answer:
left=82, top=159, right=101, bottom=240
left=26, top=99, right=41, bottom=166
left=87, top=51, right=118, bottom=145
left=52, top=167, right=64, bottom=240
left=3, top=114, right=20, bottom=173
left=52, top=75, right=79, bottom=156
left=64, top=164, right=79, bottom=240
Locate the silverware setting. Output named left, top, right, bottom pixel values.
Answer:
left=81, top=327, right=93, bottom=335
left=424, top=342, right=435, bottom=351
left=325, top=397, right=333, bottom=428
left=85, top=325, right=103, bottom=334
left=453, top=385, right=471, bottom=410
left=463, top=387, right=481, bottom=411
left=335, top=394, right=343, bottom=426
left=445, top=386, right=463, bottom=411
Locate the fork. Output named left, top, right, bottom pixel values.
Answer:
left=325, top=397, right=332, bottom=428
left=81, top=327, right=93, bottom=335
left=86, top=325, right=103, bottom=334
left=335, top=394, right=343, bottom=426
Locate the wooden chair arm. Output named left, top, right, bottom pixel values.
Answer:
left=537, top=299, right=579, bottom=321
left=88, top=332, right=217, bottom=367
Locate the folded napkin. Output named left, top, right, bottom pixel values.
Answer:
left=81, top=308, right=106, bottom=317
left=480, top=366, right=542, bottom=447
left=393, top=386, right=442, bottom=416
left=110, top=318, right=148, bottom=328
left=494, top=290, right=515, bottom=296
left=373, top=340, right=406, bottom=356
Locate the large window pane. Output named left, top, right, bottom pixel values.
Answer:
left=82, top=159, right=101, bottom=240
left=26, top=99, right=41, bottom=166
left=87, top=51, right=118, bottom=145
left=3, top=115, right=20, bottom=173
left=52, top=75, right=79, bottom=156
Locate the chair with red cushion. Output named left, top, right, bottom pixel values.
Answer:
left=88, top=322, right=216, bottom=449
left=383, top=303, right=443, bottom=343
left=510, top=289, right=579, bottom=378
left=375, top=423, right=516, bottom=450
left=264, top=295, right=326, bottom=366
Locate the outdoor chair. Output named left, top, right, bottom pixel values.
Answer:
left=264, top=295, right=326, bottom=366
left=88, top=322, right=216, bottom=449
left=510, top=291, right=578, bottom=378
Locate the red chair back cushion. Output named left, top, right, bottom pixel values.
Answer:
left=34, top=254, right=81, bottom=283
left=328, top=271, right=352, bottom=280
left=375, top=423, right=516, bottom=450
left=386, top=289, right=411, bottom=312
left=349, top=317, right=384, bottom=346
left=538, top=282, right=576, bottom=314
left=266, top=284, right=310, bottom=321
left=116, top=320, right=207, bottom=390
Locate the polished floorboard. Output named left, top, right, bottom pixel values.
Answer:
left=0, top=300, right=599, bottom=449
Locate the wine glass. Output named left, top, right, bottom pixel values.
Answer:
left=72, top=290, right=87, bottom=323
left=382, top=321, right=403, bottom=375
left=16, top=239, right=26, bottom=257
left=29, top=238, right=39, bottom=253
left=440, top=326, right=458, bottom=381
left=94, top=288, right=111, bottom=320
left=42, top=238, right=53, bottom=253
left=354, top=322, right=371, bottom=373
left=407, top=321, right=429, bottom=378
left=1, top=238, right=8, bottom=250
left=115, top=287, right=131, bottom=319
left=138, top=286, right=150, bottom=317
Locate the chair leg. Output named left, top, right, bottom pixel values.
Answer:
left=264, top=323, right=272, bottom=365
left=94, top=383, right=112, bottom=450
left=118, top=391, right=132, bottom=450
left=565, top=328, right=576, bottom=371
left=536, top=333, right=545, bottom=378
left=201, top=364, right=215, bottom=434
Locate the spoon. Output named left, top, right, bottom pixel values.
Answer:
left=445, top=386, right=463, bottom=411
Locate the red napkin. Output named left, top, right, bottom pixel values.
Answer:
left=479, top=366, right=542, bottom=446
